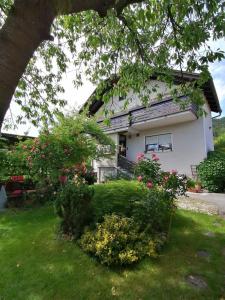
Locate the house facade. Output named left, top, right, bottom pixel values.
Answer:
left=82, top=72, right=221, bottom=182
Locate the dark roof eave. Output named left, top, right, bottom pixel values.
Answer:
left=81, top=71, right=222, bottom=115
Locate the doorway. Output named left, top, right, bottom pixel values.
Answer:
left=119, top=134, right=127, bottom=157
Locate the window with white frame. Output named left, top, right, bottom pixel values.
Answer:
left=145, top=134, right=172, bottom=152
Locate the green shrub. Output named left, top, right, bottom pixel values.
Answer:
left=80, top=214, right=165, bottom=266
left=197, top=151, right=225, bottom=192
left=92, top=180, right=148, bottom=222
left=132, top=188, right=175, bottom=232
left=134, top=154, right=161, bottom=185
left=55, top=182, right=94, bottom=239
left=105, top=170, right=133, bottom=181
left=214, top=133, right=225, bottom=153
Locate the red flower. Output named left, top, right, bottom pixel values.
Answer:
left=59, top=176, right=67, bottom=184
left=147, top=181, right=153, bottom=189
left=137, top=175, right=143, bottom=182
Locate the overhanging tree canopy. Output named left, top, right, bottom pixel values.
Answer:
left=0, top=0, right=224, bottom=129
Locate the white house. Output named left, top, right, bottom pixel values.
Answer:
left=81, top=72, right=221, bottom=182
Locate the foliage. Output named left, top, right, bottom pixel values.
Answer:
left=1, top=206, right=225, bottom=299
left=92, top=180, right=148, bottom=222
left=105, top=170, right=133, bottom=181
left=1, top=1, right=225, bottom=128
left=134, top=153, right=187, bottom=198
left=213, top=117, right=225, bottom=138
left=132, top=188, right=175, bottom=233
left=92, top=179, right=179, bottom=235
left=186, top=177, right=196, bottom=189
left=0, top=137, right=9, bottom=181
left=78, top=165, right=97, bottom=185
left=214, top=133, right=225, bottom=153
left=55, top=182, right=94, bottom=239
left=134, top=153, right=161, bottom=185
left=80, top=214, right=164, bottom=266
left=197, top=151, right=225, bottom=193
left=0, top=115, right=115, bottom=183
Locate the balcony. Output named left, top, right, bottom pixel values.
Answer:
left=98, top=96, right=198, bottom=133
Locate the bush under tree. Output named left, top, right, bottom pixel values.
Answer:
left=55, top=182, right=94, bottom=239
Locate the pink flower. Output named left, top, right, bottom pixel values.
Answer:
left=164, top=175, right=169, bottom=181
left=152, top=156, right=159, bottom=161
left=41, top=154, right=46, bottom=159
left=136, top=152, right=145, bottom=161
left=147, top=181, right=153, bottom=189
left=171, top=169, right=177, bottom=175
left=137, top=175, right=143, bottom=182
left=152, top=153, right=159, bottom=161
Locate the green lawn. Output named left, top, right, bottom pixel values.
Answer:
left=0, top=205, right=224, bottom=300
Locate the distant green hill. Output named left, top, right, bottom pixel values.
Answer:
left=213, top=116, right=225, bottom=137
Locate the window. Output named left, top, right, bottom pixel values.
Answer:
left=98, top=145, right=113, bottom=155
left=145, top=134, right=172, bottom=152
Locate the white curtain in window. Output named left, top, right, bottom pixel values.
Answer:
left=158, top=134, right=172, bottom=151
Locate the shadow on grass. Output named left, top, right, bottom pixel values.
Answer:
left=0, top=208, right=224, bottom=300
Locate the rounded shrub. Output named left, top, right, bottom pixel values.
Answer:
left=92, top=180, right=148, bottom=222
left=132, top=188, right=175, bottom=232
left=80, top=214, right=165, bottom=266
left=197, top=152, right=225, bottom=192
left=55, top=182, right=94, bottom=239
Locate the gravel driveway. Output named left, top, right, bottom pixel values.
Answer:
left=177, top=192, right=225, bottom=217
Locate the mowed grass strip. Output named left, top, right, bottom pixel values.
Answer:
left=0, top=204, right=224, bottom=300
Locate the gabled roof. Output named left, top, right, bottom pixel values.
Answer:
left=80, top=71, right=221, bottom=115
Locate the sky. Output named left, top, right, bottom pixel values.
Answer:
left=2, top=39, right=225, bottom=137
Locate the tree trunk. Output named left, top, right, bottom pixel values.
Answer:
left=0, top=1, right=55, bottom=129
left=0, top=0, right=143, bottom=130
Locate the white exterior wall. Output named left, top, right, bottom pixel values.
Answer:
left=93, top=133, right=119, bottom=182
left=96, top=80, right=173, bottom=117
left=126, top=118, right=207, bottom=176
left=93, top=79, right=216, bottom=179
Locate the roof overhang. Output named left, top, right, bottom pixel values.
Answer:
left=81, top=71, right=222, bottom=115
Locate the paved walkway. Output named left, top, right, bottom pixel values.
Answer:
left=177, top=192, right=225, bottom=217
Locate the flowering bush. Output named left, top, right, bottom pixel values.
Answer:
left=134, top=153, right=161, bottom=186
left=134, top=153, right=187, bottom=199
left=1, top=115, right=114, bottom=185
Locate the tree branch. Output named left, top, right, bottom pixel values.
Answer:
left=53, top=0, right=144, bottom=17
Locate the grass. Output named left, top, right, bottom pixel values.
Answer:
left=0, top=205, right=224, bottom=300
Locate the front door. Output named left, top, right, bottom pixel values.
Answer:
left=119, top=134, right=127, bottom=157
